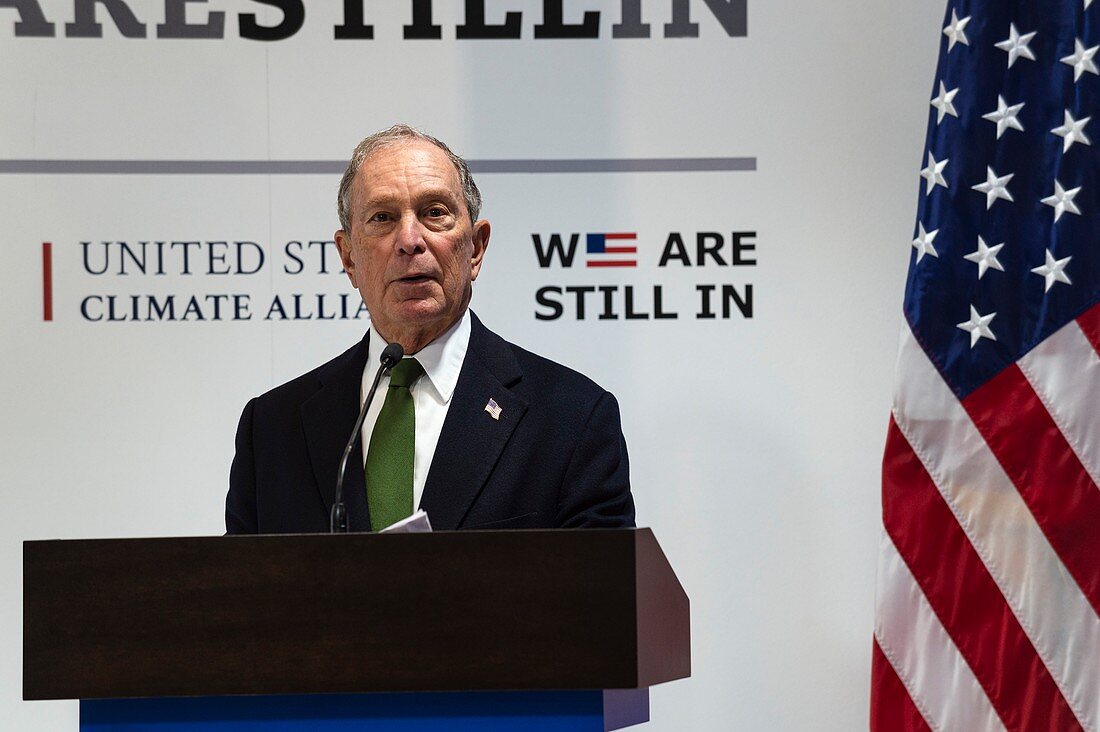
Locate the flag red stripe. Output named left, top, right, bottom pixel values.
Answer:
left=962, top=364, right=1100, bottom=617
left=1075, top=301, right=1100, bottom=357
left=870, top=637, right=932, bottom=732
left=603, top=232, right=637, bottom=240
left=42, top=241, right=53, bottom=322
left=882, top=419, right=1083, bottom=731
left=602, top=246, right=637, bottom=254
left=586, top=261, right=636, bottom=268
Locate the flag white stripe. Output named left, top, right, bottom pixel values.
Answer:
left=892, top=327, right=1100, bottom=731
left=1017, top=318, right=1100, bottom=491
left=875, top=531, right=1006, bottom=732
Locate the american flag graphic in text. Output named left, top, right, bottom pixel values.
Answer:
left=585, top=232, right=637, bottom=268
left=872, top=1, right=1100, bottom=730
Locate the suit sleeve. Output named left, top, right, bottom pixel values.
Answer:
left=555, top=391, right=636, bottom=528
left=226, top=398, right=259, bottom=534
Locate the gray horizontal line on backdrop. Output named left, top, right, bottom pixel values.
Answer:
left=0, top=158, right=756, bottom=175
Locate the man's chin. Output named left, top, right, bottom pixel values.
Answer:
left=379, top=302, right=456, bottom=336
left=395, top=299, right=447, bottom=323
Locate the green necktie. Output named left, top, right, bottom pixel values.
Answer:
left=366, top=358, right=424, bottom=532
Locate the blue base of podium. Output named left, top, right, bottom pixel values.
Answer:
left=80, top=689, right=649, bottom=731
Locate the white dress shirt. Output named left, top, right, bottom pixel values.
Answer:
left=359, top=309, right=471, bottom=514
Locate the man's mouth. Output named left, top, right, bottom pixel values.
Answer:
left=397, top=274, right=432, bottom=283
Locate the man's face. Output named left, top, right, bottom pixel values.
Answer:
left=335, top=141, right=489, bottom=349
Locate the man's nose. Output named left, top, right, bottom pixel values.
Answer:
left=396, top=215, right=427, bottom=254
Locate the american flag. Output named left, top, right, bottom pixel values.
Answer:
left=872, top=1, right=1100, bottom=730
left=585, top=232, right=637, bottom=267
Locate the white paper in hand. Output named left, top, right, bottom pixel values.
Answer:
left=379, top=509, right=433, bottom=534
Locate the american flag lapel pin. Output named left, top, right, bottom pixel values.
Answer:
left=484, top=398, right=502, bottom=420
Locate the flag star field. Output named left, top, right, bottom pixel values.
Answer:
left=905, top=0, right=1100, bottom=399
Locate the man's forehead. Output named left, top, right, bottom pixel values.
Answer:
left=356, top=141, right=460, bottom=190
left=357, top=184, right=460, bottom=210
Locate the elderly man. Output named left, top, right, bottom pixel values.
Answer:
left=226, top=125, right=634, bottom=534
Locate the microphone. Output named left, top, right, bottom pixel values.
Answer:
left=330, top=341, right=404, bottom=533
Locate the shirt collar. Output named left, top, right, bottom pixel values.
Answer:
left=368, top=309, right=471, bottom=404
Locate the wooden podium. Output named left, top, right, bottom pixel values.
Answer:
left=24, top=529, right=689, bottom=730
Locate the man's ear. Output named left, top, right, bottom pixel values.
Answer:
left=334, top=229, right=357, bottom=286
left=469, top=219, right=490, bottom=281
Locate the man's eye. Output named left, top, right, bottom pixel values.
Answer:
left=370, top=212, right=392, bottom=222
left=426, top=206, right=447, bottom=217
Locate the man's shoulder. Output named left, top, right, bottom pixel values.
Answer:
left=250, top=335, right=367, bottom=409
left=469, top=316, right=609, bottom=408
left=511, top=340, right=605, bottom=397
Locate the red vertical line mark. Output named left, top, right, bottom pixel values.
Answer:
left=42, top=242, right=53, bottom=322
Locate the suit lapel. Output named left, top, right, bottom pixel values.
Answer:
left=301, top=334, right=373, bottom=532
left=420, top=315, right=528, bottom=530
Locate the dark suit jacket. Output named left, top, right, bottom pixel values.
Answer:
left=226, top=313, right=635, bottom=533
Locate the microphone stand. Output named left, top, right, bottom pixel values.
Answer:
left=330, top=342, right=403, bottom=532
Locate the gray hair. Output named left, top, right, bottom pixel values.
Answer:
left=336, top=124, right=482, bottom=231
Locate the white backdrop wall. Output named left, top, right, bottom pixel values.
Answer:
left=1, top=1, right=943, bottom=729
